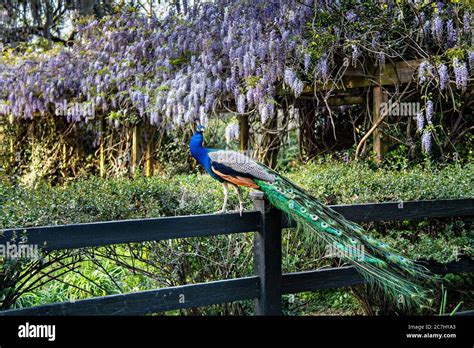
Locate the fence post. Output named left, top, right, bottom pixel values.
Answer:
left=251, top=191, right=282, bottom=315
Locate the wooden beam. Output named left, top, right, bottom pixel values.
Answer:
left=282, top=255, right=474, bottom=295
left=283, top=199, right=474, bottom=226
left=252, top=191, right=282, bottom=315
left=298, top=94, right=364, bottom=105
left=2, top=255, right=471, bottom=316
left=0, top=212, right=261, bottom=251
left=305, top=59, right=423, bottom=93
left=282, top=266, right=364, bottom=294
left=2, top=199, right=472, bottom=251
left=0, top=277, right=260, bottom=316
left=424, top=255, right=474, bottom=275
left=327, top=95, right=364, bottom=106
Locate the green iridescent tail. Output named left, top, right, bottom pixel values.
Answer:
left=256, top=171, right=437, bottom=308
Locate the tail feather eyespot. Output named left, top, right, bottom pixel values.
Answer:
left=310, top=214, right=319, bottom=221
left=349, top=238, right=358, bottom=244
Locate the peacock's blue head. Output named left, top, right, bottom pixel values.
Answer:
left=195, top=124, right=205, bottom=134
left=193, top=117, right=205, bottom=135
left=190, top=121, right=206, bottom=159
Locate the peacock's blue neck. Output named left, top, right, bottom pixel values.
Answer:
left=190, top=132, right=221, bottom=180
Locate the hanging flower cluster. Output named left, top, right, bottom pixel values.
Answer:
left=0, top=0, right=312, bottom=127
left=418, top=99, right=434, bottom=154
left=225, top=123, right=240, bottom=145
left=308, top=1, right=472, bottom=92
left=0, top=0, right=471, bottom=161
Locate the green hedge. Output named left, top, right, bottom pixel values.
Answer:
left=2, top=160, right=472, bottom=227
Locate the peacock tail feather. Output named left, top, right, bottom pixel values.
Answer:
left=255, top=170, right=437, bottom=308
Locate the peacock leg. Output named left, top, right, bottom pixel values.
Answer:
left=236, top=186, right=243, bottom=217
left=214, top=181, right=229, bottom=214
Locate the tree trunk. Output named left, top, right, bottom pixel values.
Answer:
left=372, top=86, right=389, bottom=164
left=131, top=123, right=141, bottom=175
left=99, top=114, right=106, bottom=178
left=260, top=111, right=281, bottom=168
left=297, top=100, right=318, bottom=161
left=145, top=122, right=154, bottom=177
left=239, top=115, right=250, bottom=152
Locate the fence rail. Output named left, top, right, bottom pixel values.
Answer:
left=0, top=197, right=473, bottom=316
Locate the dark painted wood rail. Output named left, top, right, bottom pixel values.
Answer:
left=0, top=198, right=473, bottom=316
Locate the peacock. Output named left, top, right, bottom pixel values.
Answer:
left=189, top=120, right=436, bottom=308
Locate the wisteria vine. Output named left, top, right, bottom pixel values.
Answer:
left=0, top=0, right=472, bottom=157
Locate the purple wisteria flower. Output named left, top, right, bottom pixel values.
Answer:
left=284, top=68, right=304, bottom=97
left=468, top=51, right=474, bottom=73
left=416, top=112, right=424, bottom=131
left=421, top=130, right=432, bottom=154
left=436, top=2, right=444, bottom=12
left=294, top=78, right=304, bottom=96
left=260, top=101, right=275, bottom=124
left=453, top=58, right=468, bottom=90
left=371, top=31, right=380, bottom=49
left=446, top=20, right=456, bottom=47
left=304, top=53, right=311, bottom=73
left=463, top=12, right=472, bottom=32
left=431, top=16, right=443, bottom=43
left=418, top=11, right=426, bottom=27
left=423, top=20, right=431, bottom=37
left=418, top=61, right=434, bottom=84
left=284, top=68, right=296, bottom=86
left=316, top=55, right=329, bottom=82
left=351, top=44, right=360, bottom=66
left=425, top=100, right=434, bottom=124
left=237, top=94, right=246, bottom=114
left=437, top=64, right=449, bottom=91
left=346, top=10, right=357, bottom=23
left=377, top=52, right=385, bottom=66
left=225, top=123, right=240, bottom=145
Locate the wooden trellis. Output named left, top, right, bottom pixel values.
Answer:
left=238, top=59, right=424, bottom=163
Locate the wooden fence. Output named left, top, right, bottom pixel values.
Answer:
left=0, top=196, right=473, bottom=316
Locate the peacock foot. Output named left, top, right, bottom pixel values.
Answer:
left=228, top=208, right=244, bottom=217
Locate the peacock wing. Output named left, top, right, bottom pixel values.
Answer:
left=208, top=150, right=275, bottom=182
